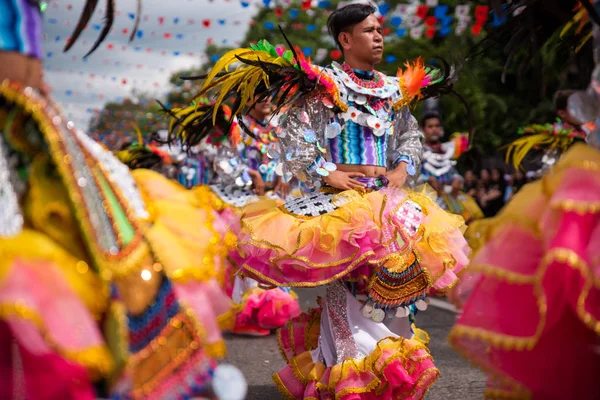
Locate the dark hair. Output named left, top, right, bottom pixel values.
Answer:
left=120, top=140, right=133, bottom=151
left=553, top=90, right=576, bottom=112
left=327, top=3, right=376, bottom=51
left=421, top=111, right=441, bottom=126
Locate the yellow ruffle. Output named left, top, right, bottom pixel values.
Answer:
left=0, top=229, right=114, bottom=377
left=131, top=170, right=237, bottom=284
left=0, top=229, right=109, bottom=320
left=237, top=188, right=465, bottom=288
left=279, top=336, right=439, bottom=399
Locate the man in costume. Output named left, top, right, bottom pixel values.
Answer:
left=416, top=112, right=480, bottom=222
left=450, top=1, right=600, bottom=398
left=168, top=3, right=470, bottom=398
left=0, top=1, right=246, bottom=399
left=506, top=89, right=591, bottom=176
left=417, top=112, right=468, bottom=187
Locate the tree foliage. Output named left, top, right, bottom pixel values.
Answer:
left=88, top=91, right=164, bottom=149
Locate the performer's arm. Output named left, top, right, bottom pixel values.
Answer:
left=387, top=107, right=424, bottom=187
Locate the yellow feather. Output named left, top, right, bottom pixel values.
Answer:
left=211, top=69, right=253, bottom=123
left=132, top=123, right=144, bottom=145
left=201, top=49, right=268, bottom=91
left=506, top=134, right=557, bottom=169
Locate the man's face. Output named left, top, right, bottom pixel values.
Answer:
left=340, top=14, right=383, bottom=66
left=451, top=178, right=463, bottom=191
left=423, top=117, right=442, bottom=142
left=252, top=98, right=273, bottom=117
left=557, top=108, right=581, bottom=127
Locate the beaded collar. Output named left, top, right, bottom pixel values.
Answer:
left=341, top=63, right=384, bottom=89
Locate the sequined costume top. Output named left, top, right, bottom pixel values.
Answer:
left=274, top=61, right=423, bottom=186
left=239, top=114, right=280, bottom=184
left=326, top=64, right=396, bottom=167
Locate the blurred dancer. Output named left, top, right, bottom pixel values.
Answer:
left=195, top=98, right=303, bottom=336
left=0, top=1, right=245, bottom=399
left=450, top=1, right=600, bottom=398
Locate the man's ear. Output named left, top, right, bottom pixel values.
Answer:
left=339, top=32, right=351, bottom=51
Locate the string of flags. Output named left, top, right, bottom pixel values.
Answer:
left=43, top=2, right=505, bottom=43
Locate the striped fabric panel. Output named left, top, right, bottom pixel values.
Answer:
left=329, top=119, right=388, bottom=167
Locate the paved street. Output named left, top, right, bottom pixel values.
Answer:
left=224, top=288, right=486, bottom=400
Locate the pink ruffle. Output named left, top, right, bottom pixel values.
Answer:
left=233, top=188, right=468, bottom=292
left=450, top=145, right=600, bottom=399
left=0, top=322, right=95, bottom=400
left=175, top=279, right=232, bottom=346
left=0, top=257, right=107, bottom=364
left=237, top=288, right=302, bottom=329
left=0, top=257, right=106, bottom=399
left=274, top=309, right=438, bottom=400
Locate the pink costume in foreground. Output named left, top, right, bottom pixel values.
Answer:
left=450, top=145, right=600, bottom=399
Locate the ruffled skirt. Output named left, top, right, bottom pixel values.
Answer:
left=231, top=187, right=469, bottom=304
left=193, top=184, right=302, bottom=332
left=449, top=144, right=600, bottom=399
left=231, top=276, right=302, bottom=331
left=274, top=282, right=439, bottom=399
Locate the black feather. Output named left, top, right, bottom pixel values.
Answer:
left=83, top=0, right=115, bottom=58
left=180, top=72, right=230, bottom=81
left=64, top=0, right=99, bottom=52
left=129, top=0, right=142, bottom=43
left=450, top=89, right=474, bottom=149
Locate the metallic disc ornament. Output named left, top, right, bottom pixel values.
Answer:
left=371, top=308, right=385, bottom=323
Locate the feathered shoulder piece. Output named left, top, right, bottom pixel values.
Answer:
left=160, top=97, right=241, bottom=148
left=161, top=28, right=342, bottom=149
left=506, top=119, right=588, bottom=168
left=115, top=124, right=172, bottom=170
left=396, top=57, right=460, bottom=105
left=450, top=132, right=470, bottom=159
left=396, top=57, right=471, bottom=144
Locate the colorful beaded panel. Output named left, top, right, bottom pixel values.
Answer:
left=367, top=252, right=431, bottom=309
left=126, top=278, right=215, bottom=399
left=127, top=277, right=179, bottom=353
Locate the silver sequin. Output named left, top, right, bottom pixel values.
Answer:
left=326, top=282, right=359, bottom=363
left=0, top=137, right=24, bottom=237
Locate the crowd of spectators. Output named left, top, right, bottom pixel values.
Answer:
left=462, top=168, right=535, bottom=217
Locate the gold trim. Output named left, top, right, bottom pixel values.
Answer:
left=272, top=372, right=297, bottom=400
left=392, top=76, right=411, bottom=111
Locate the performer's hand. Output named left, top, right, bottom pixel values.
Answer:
left=274, top=180, right=290, bottom=200
left=248, top=169, right=265, bottom=195
left=386, top=164, right=408, bottom=189
left=323, top=170, right=366, bottom=190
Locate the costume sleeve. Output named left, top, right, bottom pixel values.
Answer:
left=275, top=97, right=334, bottom=187
left=388, top=106, right=424, bottom=173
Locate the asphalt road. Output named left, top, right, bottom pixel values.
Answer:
left=224, top=288, right=486, bottom=400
